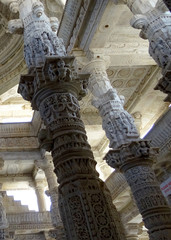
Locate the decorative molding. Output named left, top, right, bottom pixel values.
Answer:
left=0, top=137, right=39, bottom=150
left=58, top=0, right=110, bottom=52
left=58, top=0, right=83, bottom=47
left=79, top=0, right=110, bottom=51
left=15, top=233, right=46, bottom=240
left=7, top=212, right=53, bottom=230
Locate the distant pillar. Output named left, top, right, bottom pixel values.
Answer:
left=35, top=180, right=47, bottom=212
left=130, top=0, right=171, bottom=101
left=81, top=57, right=171, bottom=240
left=35, top=156, right=66, bottom=240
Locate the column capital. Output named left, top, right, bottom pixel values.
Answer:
left=18, top=57, right=90, bottom=110
left=9, top=0, right=66, bottom=68
left=35, top=158, right=52, bottom=171
left=34, top=178, right=46, bottom=188
left=104, top=140, right=158, bottom=172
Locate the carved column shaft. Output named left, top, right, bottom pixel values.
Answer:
left=83, top=59, right=140, bottom=149
left=37, top=159, right=66, bottom=239
left=38, top=159, right=62, bottom=227
left=81, top=58, right=171, bottom=239
left=105, top=140, right=171, bottom=240
left=19, top=57, right=125, bottom=240
left=130, top=0, right=171, bottom=101
left=15, top=1, right=125, bottom=238
left=35, top=181, right=46, bottom=212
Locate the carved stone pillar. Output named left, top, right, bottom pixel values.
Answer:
left=130, top=0, right=171, bottom=101
left=19, top=56, right=125, bottom=240
left=83, top=58, right=140, bottom=149
left=35, top=179, right=47, bottom=212
left=35, top=156, right=66, bottom=239
left=35, top=157, right=60, bottom=222
left=82, top=58, right=171, bottom=239
left=13, top=1, right=125, bottom=239
left=104, top=140, right=171, bottom=240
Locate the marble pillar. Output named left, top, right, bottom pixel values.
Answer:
left=83, top=58, right=140, bottom=149
left=11, top=0, right=125, bottom=239
left=35, top=156, right=61, bottom=226
left=35, top=156, right=66, bottom=239
left=83, top=58, right=171, bottom=240
left=129, top=0, right=171, bottom=101
left=104, top=142, right=171, bottom=240
left=35, top=179, right=47, bottom=212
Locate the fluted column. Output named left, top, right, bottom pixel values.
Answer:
left=82, top=58, right=171, bottom=240
left=129, top=0, right=171, bottom=101
left=12, top=1, right=125, bottom=239
left=35, top=179, right=47, bottom=212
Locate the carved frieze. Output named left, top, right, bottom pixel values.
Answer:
left=0, top=137, right=39, bottom=150
left=15, top=233, right=46, bottom=240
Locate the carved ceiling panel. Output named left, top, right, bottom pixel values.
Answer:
left=89, top=1, right=155, bottom=66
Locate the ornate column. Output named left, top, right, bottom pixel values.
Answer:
left=129, top=0, right=171, bottom=101
left=82, top=57, right=171, bottom=240
left=35, top=179, right=47, bottom=212
left=83, top=58, right=140, bottom=150
left=35, top=156, right=61, bottom=226
left=10, top=1, right=125, bottom=239
left=104, top=142, right=171, bottom=240
left=35, top=155, right=66, bottom=239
